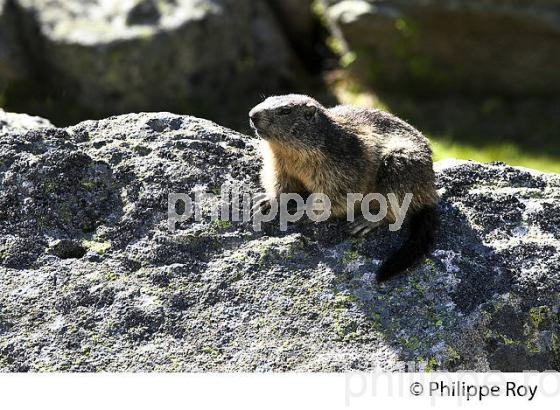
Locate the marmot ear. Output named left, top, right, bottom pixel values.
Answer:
left=305, top=104, right=318, bottom=121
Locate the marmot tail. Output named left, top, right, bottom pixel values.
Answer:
left=377, top=205, right=439, bottom=282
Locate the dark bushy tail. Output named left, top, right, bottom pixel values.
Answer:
left=377, top=205, right=439, bottom=282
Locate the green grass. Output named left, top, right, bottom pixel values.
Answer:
left=431, top=137, right=560, bottom=173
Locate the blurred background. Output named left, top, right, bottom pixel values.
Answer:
left=1, top=0, right=559, bottom=172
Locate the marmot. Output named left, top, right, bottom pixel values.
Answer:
left=249, top=94, right=439, bottom=281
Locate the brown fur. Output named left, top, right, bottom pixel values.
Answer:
left=249, top=94, right=439, bottom=224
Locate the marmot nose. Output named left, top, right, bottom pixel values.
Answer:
left=249, top=108, right=260, bottom=121
left=249, top=108, right=264, bottom=129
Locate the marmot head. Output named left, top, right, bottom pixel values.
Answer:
left=249, top=94, right=327, bottom=147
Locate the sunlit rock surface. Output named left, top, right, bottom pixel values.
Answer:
left=0, top=108, right=53, bottom=134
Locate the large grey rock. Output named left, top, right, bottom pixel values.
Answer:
left=13, top=0, right=296, bottom=125
left=0, top=112, right=558, bottom=371
left=0, top=0, right=29, bottom=93
left=325, top=0, right=560, bottom=96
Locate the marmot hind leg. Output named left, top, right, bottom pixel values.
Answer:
left=374, top=148, right=438, bottom=214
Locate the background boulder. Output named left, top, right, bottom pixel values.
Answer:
left=4, top=0, right=306, bottom=127
left=0, top=112, right=558, bottom=371
left=325, top=0, right=560, bottom=95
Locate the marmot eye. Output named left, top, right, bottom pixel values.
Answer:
left=304, top=106, right=317, bottom=120
left=279, top=107, right=292, bottom=115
